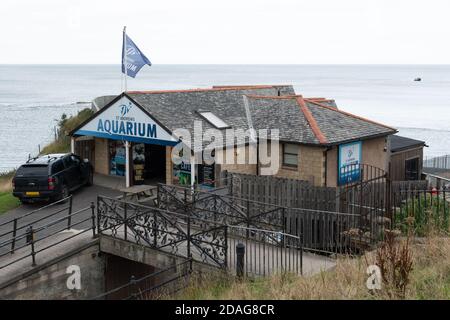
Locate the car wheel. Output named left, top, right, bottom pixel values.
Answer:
left=20, top=198, right=30, bottom=205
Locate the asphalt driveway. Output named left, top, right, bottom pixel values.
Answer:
left=0, top=185, right=121, bottom=256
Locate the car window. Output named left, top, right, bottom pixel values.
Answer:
left=16, top=165, right=49, bottom=177
left=62, top=156, right=72, bottom=168
left=51, top=161, right=65, bottom=174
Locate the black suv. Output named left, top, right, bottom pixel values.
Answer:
left=12, top=153, right=93, bottom=204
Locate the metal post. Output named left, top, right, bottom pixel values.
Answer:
left=224, top=226, right=228, bottom=270
left=11, top=218, right=17, bottom=253
left=129, top=275, right=137, bottom=300
left=125, top=141, right=131, bottom=188
left=187, top=204, right=191, bottom=259
left=153, top=210, right=157, bottom=247
left=299, top=237, right=303, bottom=276
left=29, top=226, right=36, bottom=266
left=97, top=197, right=101, bottom=235
left=67, top=196, right=73, bottom=230
left=124, top=202, right=128, bottom=241
left=90, top=202, right=96, bottom=238
left=246, top=201, right=250, bottom=240
left=236, top=242, right=245, bottom=279
left=123, top=26, right=128, bottom=92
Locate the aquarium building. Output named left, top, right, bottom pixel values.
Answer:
left=69, top=85, right=397, bottom=189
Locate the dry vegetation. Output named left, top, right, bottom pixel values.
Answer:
left=176, top=235, right=450, bottom=300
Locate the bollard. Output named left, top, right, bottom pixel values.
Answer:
left=236, top=242, right=245, bottom=279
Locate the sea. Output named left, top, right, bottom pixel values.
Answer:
left=0, top=64, right=449, bottom=173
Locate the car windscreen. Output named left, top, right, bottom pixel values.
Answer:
left=16, top=165, right=49, bottom=177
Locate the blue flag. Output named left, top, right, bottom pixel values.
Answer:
left=122, top=33, right=151, bottom=78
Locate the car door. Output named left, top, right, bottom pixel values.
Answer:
left=62, top=155, right=79, bottom=189
left=69, top=155, right=83, bottom=187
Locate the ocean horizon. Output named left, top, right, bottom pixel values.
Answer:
left=1, top=64, right=449, bottom=172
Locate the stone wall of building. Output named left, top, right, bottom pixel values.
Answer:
left=165, top=146, right=173, bottom=185
left=217, top=143, right=326, bottom=186
left=94, top=138, right=109, bottom=175
left=276, top=144, right=326, bottom=186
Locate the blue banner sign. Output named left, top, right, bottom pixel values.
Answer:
left=338, top=141, right=362, bottom=185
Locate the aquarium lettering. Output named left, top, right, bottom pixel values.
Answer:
left=96, top=119, right=157, bottom=138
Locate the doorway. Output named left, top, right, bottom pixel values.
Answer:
left=132, top=143, right=166, bottom=185
left=405, top=157, right=419, bottom=180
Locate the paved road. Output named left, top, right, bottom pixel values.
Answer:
left=0, top=185, right=121, bottom=257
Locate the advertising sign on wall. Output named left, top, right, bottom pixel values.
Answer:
left=338, top=141, right=362, bottom=185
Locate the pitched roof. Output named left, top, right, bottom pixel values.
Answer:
left=245, top=95, right=396, bottom=145
left=73, top=85, right=396, bottom=151
left=390, top=135, right=426, bottom=152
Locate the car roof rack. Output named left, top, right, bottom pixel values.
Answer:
left=47, top=156, right=59, bottom=163
left=26, top=156, right=39, bottom=164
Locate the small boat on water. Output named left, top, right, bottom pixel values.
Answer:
left=414, top=77, right=422, bottom=82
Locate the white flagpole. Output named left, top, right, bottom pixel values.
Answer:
left=123, top=26, right=128, bottom=92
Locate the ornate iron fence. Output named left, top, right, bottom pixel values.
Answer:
left=97, top=196, right=228, bottom=269
left=157, top=184, right=285, bottom=233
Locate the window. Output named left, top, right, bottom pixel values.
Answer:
left=198, top=112, right=230, bottom=129
left=51, top=161, right=65, bottom=174
left=16, top=165, right=48, bottom=177
left=283, top=144, right=298, bottom=167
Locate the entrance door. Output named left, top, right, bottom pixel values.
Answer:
left=405, top=157, right=419, bottom=180
left=144, top=144, right=166, bottom=183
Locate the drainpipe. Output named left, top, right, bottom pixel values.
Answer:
left=256, top=138, right=260, bottom=176
left=190, top=151, right=196, bottom=194
left=70, top=137, right=75, bottom=154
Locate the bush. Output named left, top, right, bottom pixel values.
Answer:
left=394, top=194, right=450, bottom=236
left=40, top=108, right=93, bottom=155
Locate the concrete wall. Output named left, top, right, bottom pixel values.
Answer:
left=94, top=138, right=109, bottom=175
left=0, top=243, right=105, bottom=300
left=326, top=136, right=390, bottom=187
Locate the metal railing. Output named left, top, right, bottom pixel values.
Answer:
left=227, top=225, right=303, bottom=277
left=0, top=197, right=96, bottom=270
left=97, top=196, right=228, bottom=269
left=157, top=183, right=383, bottom=254
left=91, top=259, right=193, bottom=300
left=97, top=196, right=303, bottom=277
left=393, top=187, right=449, bottom=236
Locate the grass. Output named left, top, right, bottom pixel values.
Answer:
left=0, top=171, right=20, bottom=214
left=174, top=236, right=450, bottom=300
left=0, top=192, right=20, bottom=215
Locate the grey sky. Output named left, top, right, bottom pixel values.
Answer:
left=1, top=0, right=449, bottom=64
